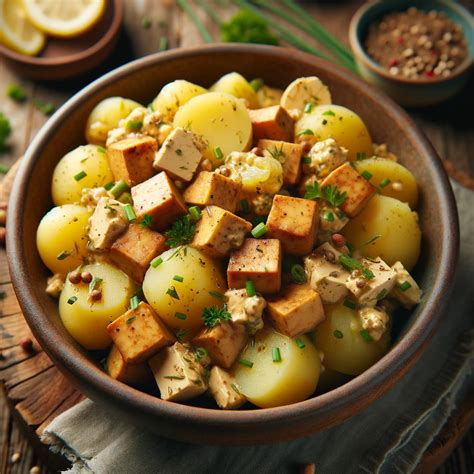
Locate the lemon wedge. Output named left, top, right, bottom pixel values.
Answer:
left=22, top=0, right=105, bottom=38
left=0, top=0, right=45, bottom=56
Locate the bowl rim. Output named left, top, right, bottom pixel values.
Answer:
left=7, top=43, right=460, bottom=437
left=0, top=0, right=122, bottom=67
left=349, top=0, right=474, bottom=85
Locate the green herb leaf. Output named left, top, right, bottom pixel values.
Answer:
left=322, top=184, right=347, bottom=208
left=295, top=338, right=305, bottom=349
left=356, top=152, right=367, bottom=161
left=360, top=329, right=373, bottom=342
left=249, top=78, right=264, bottom=91
left=129, top=296, right=140, bottom=310
left=202, top=305, right=231, bottom=328
left=165, top=216, right=195, bottom=247
left=213, top=146, right=223, bottom=160
left=238, top=358, right=254, bottom=368
left=322, top=110, right=336, bottom=116
left=361, top=170, right=373, bottom=181
left=123, top=203, right=136, bottom=222
left=188, top=206, right=201, bottom=221
left=304, top=182, right=321, bottom=200
left=73, top=170, right=87, bottom=182
left=126, top=315, right=137, bottom=325
left=291, top=264, right=306, bottom=284
left=67, top=296, right=78, bottom=305
left=343, top=298, right=356, bottom=310
left=304, top=102, right=314, bottom=114
left=175, top=312, right=187, bottom=320
left=339, top=254, right=375, bottom=280
left=139, top=214, right=153, bottom=228
left=364, top=235, right=381, bottom=246
left=379, top=178, right=391, bottom=188
left=323, top=211, right=334, bottom=222
left=251, top=222, right=267, bottom=238
left=126, top=120, right=142, bottom=130
left=166, top=286, right=180, bottom=300
left=151, top=256, right=163, bottom=268
left=173, top=275, right=184, bottom=283
left=246, top=280, right=256, bottom=297
left=296, top=129, right=314, bottom=137
left=272, top=347, right=282, bottom=363
left=399, top=281, right=412, bottom=292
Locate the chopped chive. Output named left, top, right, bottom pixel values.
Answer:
left=303, top=156, right=312, bottom=164
left=343, top=298, right=356, bottom=310
left=380, top=178, right=391, bottom=188
left=176, top=329, right=188, bottom=341
left=67, top=296, right=78, bottom=305
left=175, top=312, right=187, bottom=320
left=246, top=280, right=256, bottom=297
left=240, top=199, right=250, bottom=214
left=304, top=102, right=314, bottom=113
left=322, top=110, right=336, bottom=116
left=196, top=347, right=209, bottom=360
left=104, top=181, right=114, bottom=191
left=251, top=222, right=267, bottom=238
left=291, top=264, right=306, bottom=284
left=339, top=255, right=374, bottom=280
left=238, top=359, right=254, bottom=368
left=123, top=203, right=136, bottom=222
left=97, top=146, right=106, bottom=154
left=361, top=170, right=373, bottom=181
left=209, top=290, right=228, bottom=302
left=73, top=170, right=87, bottom=181
left=163, top=374, right=185, bottom=380
left=296, top=129, right=314, bottom=137
left=249, top=78, right=264, bottom=92
left=110, top=180, right=129, bottom=198
left=356, top=152, right=367, bottom=161
left=126, top=316, right=137, bottom=325
left=377, top=288, right=388, bottom=300
left=57, top=250, right=71, bottom=260
left=295, top=338, right=305, bottom=349
left=173, top=275, right=184, bottom=282
left=304, top=182, right=321, bottom=200
left=126, top=120, right=142, bottom=130
left=166, top=286, right=180, bottom=300
left=399, top=281, right=412, bottom=292
left=130, top=295, right=140, bottom=310
left=159, top=36, right=168, bottom=51
left=188, top=206, right=201, bottom=221
left=333, top=330, right=344, bottom=339
left=118, top=192, right=133, bottom=205
left=360, top=329, right=373, bottom=342
left=89, top=276, right=103, bottom=293
left=213, top=146, right=223, bottom=160
left=323, top=211, right=334, bottom=222
left=272, top=347, right=282, bottom=362
left=364, top=235, right=381, bottom=246
left=151, top=256, right=163, bottom=268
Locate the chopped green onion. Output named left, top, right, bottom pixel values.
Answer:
left=213, top=146, right=223, bottom=160
left=356, top=152, right=367, bottom=161
left=304, top=102, right=314, bottom=113
left=89, top=276, right=103, bottom=293
left=380, top=178, right=391, bottom=188
left=126, top=316, right=137, bottom=325
left=151, top=256, right=163, bottom=268
left=251, top=222, right=267, bottom=238
left=67, top=296, right=77, bottom=305
left=399, top=281, right=412, bottom=292
left=73, top=170, right=87, bottom=182
left=209, top=290, right=228, bottom=302
left=303, top=156, right=312, bottom=164
left=238, top=359, right=254, bottom=368
left=322, top=110, right=336, bottom=116
left=323, top=211, right=334, bottom=222
left=339, top=255, right=374, bottom=280
left=291, top=264, right=306, bottom=284
left=118, top=192, right=133, bottom=205
left=240, top=199, right=250, bottom=214
left=57, top=250, right=71, bottom=260
left=188, top=206, right=201, bottom=221
left=361, top=170, right=373, bottom=181
left=104, top=181, right=114, bottom=191
left=166, top=286, right=179, bottom=299
left=139, top=214, right=153, bottom=228
left=246, top=280, right=256, bottom=297
left=272, top=347, right=282, bottom=363
left=110, top=180, right=129, bottom=198
left=360, top=329, right=373, bottom=342
left=123, top=203, right=136, bottom=222
left=364, top=235, right=381, bottom=246
left=126, top=120, right=142, bottom=130
left=296, top=129, right=314, bottom=137
left=196, top=347, right=208, bottom=360
left=304, top=182, right=321, bottom=200
left=249, top=78, right=264, bottom=92
left=159, top=36, right=168, bottom=51
left=173, top=275, right=184, bottom=282
left=343, top=298, right=356, bottom=310
left=295, top=338, right=305, bottom=349
left=176, top=329, right=188, bottom=341
left=175, top=312, right=187, bottom=320
left=333, top=330, right=344, bottom=339
left=130, top=295, right=140, bottom=310
left=97, top=146, right=106, bottom=154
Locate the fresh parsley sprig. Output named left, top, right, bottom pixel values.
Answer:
left=164, top=216, right=195, bottom=248
left=202, top=305, right=231, bottom=328
left=322, top=184, right=347, bottom=208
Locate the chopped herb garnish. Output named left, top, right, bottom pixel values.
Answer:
left=380, top=178, right=391, bottom=188
left=73, top=170, right=87, bottom=181
left=209, top=290, right=228, bottom=302
left=377, top=288, right=388, bottom=300
left=272, top=347, right=282, bottom=363
left=123, top=203, right=136, bottom=222
left=196, top=347, right=209, bottom=360
left=175, top=312, right=187, bottom=320
left=97, top=146, right=106, bottom=154
left=295, top=338, right=305, bottom=349
left=7, top=84, right=26, bottom=102
left=304, top=102, right=314, bottom=114
left=104, top=181, right=114, bottom=191
left=129, top=296, right=140, bottom=310
left=323, top=211, right=334, bottom=222
left=364, top=235, right=381, bottom=246
left=188, top=206, right=201, bottom=221
left=249, top=78, right=264, bottom=92
left=176, top=329, right=188, bottom=341
left=173, top=275, right=184, bottom=283
left=322, top=184, right=347, bottom=208
left=304, top=182, right=321, bottom=200
left=231, top=383, right=241, bottom=394
left=296, top=129, right=314, bottom=137
left=202, top=305, right=231, bottom=328
left=57, top=250, right=71, bottom=260
left=267, top=144, right=286, bottom=162
left=34, top=99, right=55, bottom=115
left=118, top=192, right=132, bottom=205
left=291, top=264, right=306, bottom=284
left=126, top=120, right=142, bottom=130
left=356, top=152, right=367, bottom=161
left=333, top=330, right=344, bottom=339
left=159, top=36, right=168, bottom=51
left=322, top=110, right=336, bottom=116
left=360, top=329, right=373, bottom=342
left=166, top=286, right=180, bottom=300
left=240, top=199, right=250, bottom=214
left=339, top=255, right=375, bottom=280
left=165, top=216, right=195, bottom=247
left=89, top=277, right=103, bottom=293
left=238, top=359, right=254, bottom=368
left=251, top=222, right=267, bottom=238
left=302, top=156, right=312, bottom=164
left=139, top=214, right=153, bottom=228
left=164, top=375, right=185, bottom=380
left=67, top=296, right=78, bottom=305
left=346, top=242, right=354, bottom=257
left=246, top=280, right=256, bottom=297
left=399, top=281, right=412, bottom=292
left=126, top=315, right=137, bottom=325
left=343, top=298, right=357, bottom=310
left=151, top=256, right=163, bottom=268
left=361, top=170, right=373, bottom=181
left=213, top=146, right=223, bottom=160
left=110, top=180, right=129, bottom=198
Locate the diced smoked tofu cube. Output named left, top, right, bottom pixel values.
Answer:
left=191, top=206, right=252, bottom=258
left=131, top=171, right=187, bottom=230
left=88, top=197, right=128, bottom=251
left=107, top=302, right=175, bottom=364
left=248, top=106, right=294, bottom=142
left=107, top=136, right=157, bottom=186
left=153, top=127, right=206, bottom=182
left=227, top=238, right=282, bottom=294
left=208, top=366, right=246, bottom=409
left=106, top=344, right=150, bottom=384
left=321, top=163, right=376, bottom=218
left=226, top=288, right=266, bottom=334
left=192, top=321, right=247, bottom=369
left=346, top=257, right=397, bottom=306
left=148, top=342, right=207, bottom=402
left=110, top=222, right=167, bottom=282
left=183, top=171, right=242, bottom=213
left=390, top=261, right=422, bottom=309
left=266, top=195, right=319, bottom=256
left=258, top=139, right=302, bottom=186
left=358, top=307, right=390, bottom=342
left=304, top=243, right=349, bottom=303
left=267, top=283, right=325, bottom=337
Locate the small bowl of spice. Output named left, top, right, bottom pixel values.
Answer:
left=349, top=0, right=473, bottom=107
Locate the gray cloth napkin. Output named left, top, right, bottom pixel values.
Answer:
left=42, top=180, right=474, bottom=474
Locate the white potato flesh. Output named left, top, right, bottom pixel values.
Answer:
left=36, top=204, right=91, bottom=275
left=59, top=263, right=134, bottom=350
left=51, top=145, right=114, bottom=206
left=174, top=92, right=252, bottom=167
left=142, top=246, right=227, bottom=334
left=235, top=328, right=320, bottom=408
left=85, top=97, right=143, bottom=145
left=152, top=80, right=207, bottom=121
left=314, top=302, right=390, bottom=376
left=210, top=72, right=260, bottom=109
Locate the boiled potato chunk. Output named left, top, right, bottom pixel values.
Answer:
left=314, top=302, right=390, bottom=376
left=52, top=145, right=114, bottom=206
left=354, top=158, right=418, bottom=208
left=152, top=80, right=207, bottom=121
left=342, top=194, right=421, bottom=270
left=142, top=246, right=227, bottom=334
left=210, top=72, right=260, bottom=109
left=295, top=104, right=373, bottom=161
left=36, top=205, right=91, bottom=275
left=174, top=92, right=252, bottom=167
left=235, top=329, right=320, bottom=408
left=85, top=97, right=143, bottom=145
left=59, top=263, right=134, bottom=350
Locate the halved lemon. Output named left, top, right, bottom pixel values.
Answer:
left=22, top=0, right=105, bottom=38
left=0, top=0, right=45, bottom=56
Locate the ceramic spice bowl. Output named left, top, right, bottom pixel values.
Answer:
left=7, top=44, right=459, bottom=444
left=349, top=0, right=474, bottom=107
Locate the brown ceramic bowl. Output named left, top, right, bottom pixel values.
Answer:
left=7, top=44, right=459, bottom=444
left=0, top=0, right=122, bottom=80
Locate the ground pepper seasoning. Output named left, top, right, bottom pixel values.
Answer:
left=365, top=7, right=468, bottom=79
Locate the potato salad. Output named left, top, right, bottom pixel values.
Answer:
left=36, top=73, right=423, bottom=409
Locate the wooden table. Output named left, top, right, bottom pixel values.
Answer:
left=0, top=1, right=472, bottom=473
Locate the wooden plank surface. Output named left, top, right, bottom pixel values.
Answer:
left=0, top=1, right=472, bottom=473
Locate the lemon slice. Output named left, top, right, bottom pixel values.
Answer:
left=22, top=0, right=105, bottom=38
left=0, top=0, right=45, bottom=56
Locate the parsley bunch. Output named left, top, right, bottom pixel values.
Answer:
left=165, top=216, right=195, bottom=248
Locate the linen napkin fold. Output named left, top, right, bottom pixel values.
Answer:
left=42, top=180, right=474, bottom=474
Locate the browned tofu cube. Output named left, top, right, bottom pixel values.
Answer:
left=183, top=171, right=242, bottom=213
left=106, top=344, right=151, bottom=385
left=227, top=238, right=282, bottom=293
left=192, top=206, right=252, bottom=258
left=192, top=321, right=247, bottom=369
left=248, top=106, right=294, bottom=142
left=258, top=139, right=302, bottom=186
left=107, top=302, right=175, bottom=364
left=110, top=222, right=167, bottom=282
left=267, top=284, right=325, bottom=337
left=107, top=136, right=157, bottom=186
left=266, top=195, right=319, bottom=256
left=321, top=163, right=376, bottom=218
left=131, top=171, right=188, bottom=230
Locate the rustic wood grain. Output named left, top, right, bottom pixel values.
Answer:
left=0, top=1, right=472, bottom=472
